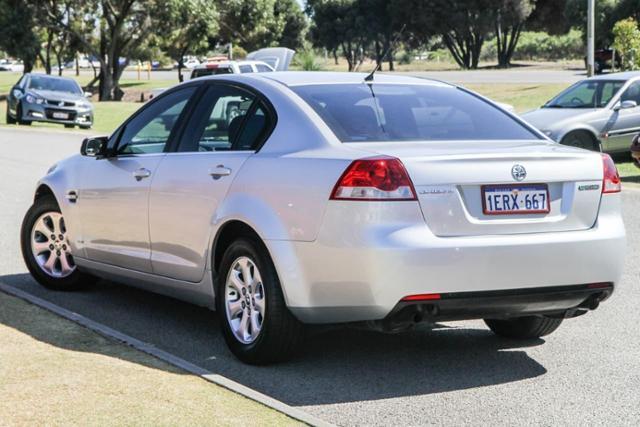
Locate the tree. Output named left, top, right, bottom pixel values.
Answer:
left=612, top=18, right=640, bottom=70
left=154, top=0, right=219, bottom=82
left=274, top=0, right=307, bottom=50
left=44, top=0, right=155, bottom=101
left=397, top=0, right=493, bottom=69
left=307, top=0, right=368, bottom=71
left=218, top=0, right=306, bottom=52
left=0, top=0, right=41, bottom=73
left=494, top=0, right=535, bottom=68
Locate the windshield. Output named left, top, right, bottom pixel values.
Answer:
left=545, top=80, right=625, bottom=109
left=291, top=83, right=540, bottom=142
left=28, top=75, right=81, bottom=94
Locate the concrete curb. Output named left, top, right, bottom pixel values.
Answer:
left=0, top=283, right=332, bottom=427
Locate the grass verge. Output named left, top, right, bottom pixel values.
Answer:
left=0, top=291, right=300, bottom=426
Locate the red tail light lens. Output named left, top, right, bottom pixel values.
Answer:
left=601, top=153, right=621, bottom=194
left=401, top=293, right=441, bottom=302
left=331, top=156, right=417, bottom=201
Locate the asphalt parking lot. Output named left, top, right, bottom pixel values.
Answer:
left=1, top=127, right=639, bottom=426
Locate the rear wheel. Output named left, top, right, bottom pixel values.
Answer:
left=561, top=130, right=600, bottom=151
left=20, top=196, right=95, bottom=291
left=216, top=237, right=304, bottom=364
left=484, top=316, right=563, bottom=339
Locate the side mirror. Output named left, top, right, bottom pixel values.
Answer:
left=81, top=136, right=109, bottom=157
left=614, top=100, right=638, bottom=111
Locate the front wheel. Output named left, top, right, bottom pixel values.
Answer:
left=484, top=316, right=563, bottom=340
left=216, top=238, right=304, bottom=364
left=6, top=104, right=16, bottom=124
left=20, top=196, right=95, bottom=291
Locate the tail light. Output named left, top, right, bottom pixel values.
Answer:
left=331, top=156, right=417, bottom=201
left=601, top=154, right=621, bottom=194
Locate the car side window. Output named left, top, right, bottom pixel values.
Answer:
left=239, top=65, right=253, bottom=73
left=117, top=87, right=196, bottom=155
left=620, top=81, right=640, bottom=105
left=256, top=64, right=272, bottom=72
left=177, top=85, right=270, bottom=152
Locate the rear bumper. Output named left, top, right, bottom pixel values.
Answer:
left=386, top=283, right=613, bottom=326
left=270, top=195, right=625, bottom=324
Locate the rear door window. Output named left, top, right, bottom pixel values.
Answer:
left=177, top=85, right=271, bottom=152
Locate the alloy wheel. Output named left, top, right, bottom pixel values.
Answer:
left=224, top=256, right=266, bottom=344
left=30, top=211, right=76, bottom=278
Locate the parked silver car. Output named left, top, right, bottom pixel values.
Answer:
left=522, top=71, right=640, bottom=153
left=6, top=73, right=93, bottom=129
left=21, top=72, right=625, bottom=364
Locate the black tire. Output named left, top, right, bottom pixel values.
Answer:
left=80, top=125, right=92, bottom=130
left=64, top=124, right=75, bottom=129
left=20, top=196, right=95, bottom=291
left=216, top=237, right=304, bottom=364
left=484, top=316, right=563, bottom=340
left=561, top=130, right=600, bottom=151
left=5, top=104, right=16, bottom=124
left=16, top=102, right=31, bottom=126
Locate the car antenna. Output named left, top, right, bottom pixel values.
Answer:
left=365, top=24, right=407, bottom=83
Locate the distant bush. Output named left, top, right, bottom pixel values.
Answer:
left=612, top=18, right=640, bottom=70
left=232, top=46, right=248, bottom=60
left=481, top=30, right=584, bottom=62
left=293, top=50, right=324, bottom=71
left=398, top=50, right=413, bottom=65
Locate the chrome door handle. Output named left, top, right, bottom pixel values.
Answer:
left=133, top=168, right=151, bottom=181
left=209, top=165, right=232, bottom=180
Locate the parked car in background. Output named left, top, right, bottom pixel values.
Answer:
left=190, top=60, right=275, bottom=79
left=6, top=73, right=93, bottom=129
left=0, top=59, right=24, bottom=72
left=20, top=72, right=625, bottom=364
left=589, top=49, right=621, bottom=75
left=522, top=71, right=640, bottom=153
left=632, top=134, right=640, bottom=167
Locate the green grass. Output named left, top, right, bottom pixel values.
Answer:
left=465, top=83, right=570, bottom=113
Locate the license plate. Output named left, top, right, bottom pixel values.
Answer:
left=482, top=184, right=550, bottom=215
left=52, top=112, right=69, bottom=119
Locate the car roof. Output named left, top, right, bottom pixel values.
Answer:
left=249, top=71, right=453, bottom=87
left=589, top=71, right=640, bottom=81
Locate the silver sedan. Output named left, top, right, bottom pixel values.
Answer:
left=522, top=71, right=640, bottom=153
left=20, top=72, right=625, bottom=364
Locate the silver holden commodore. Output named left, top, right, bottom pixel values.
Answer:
left=20, top=72, right=626, bottom=364
left=521, top=71, right=640, bottom=153
left=6, top=73, right=94, bottom=129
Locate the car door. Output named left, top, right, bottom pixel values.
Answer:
left=605, top=80, right=640, bottom=152
left=148, top=83, right=274, bottom=282
left=8, top=74, right=27, bottom=117
left=76, top=86, right=198, bottom=272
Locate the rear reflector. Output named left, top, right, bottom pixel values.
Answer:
left=331, top=156, right=417, bottom=201
left=401, top=293, right=441, bottom=302
left=601, top=154, right=621, bottom=194
left=587, top=282, right=612, bottom=289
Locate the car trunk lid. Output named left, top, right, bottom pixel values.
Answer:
left=350, top=140, right=603, bottom=236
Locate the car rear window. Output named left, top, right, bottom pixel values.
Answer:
left=291, top=83, right=541, bottom=142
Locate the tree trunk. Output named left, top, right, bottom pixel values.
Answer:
left=178, top=61, right=184, bottom=83
left=333, top=49, right=338, bottom=65
left=374, top=39, right=383, bottom=71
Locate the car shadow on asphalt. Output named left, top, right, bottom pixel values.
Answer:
left=0, top=273, right=548, bottom=406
